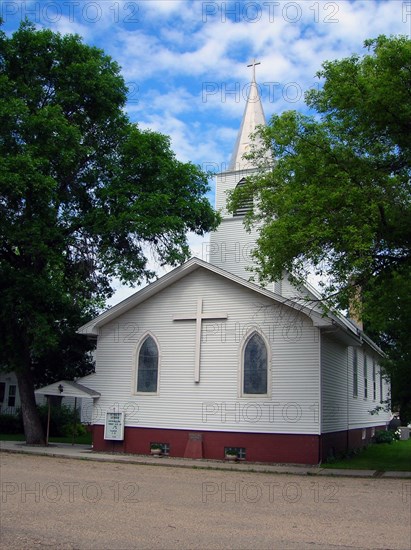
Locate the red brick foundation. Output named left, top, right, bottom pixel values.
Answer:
left=92, top=425, right=320, bottom=464
left=91, top=423, right=390, bottom=464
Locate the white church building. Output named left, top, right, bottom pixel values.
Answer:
left=75, top=66, right=390, bottom=464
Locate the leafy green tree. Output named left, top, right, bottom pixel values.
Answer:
left=229, top=35, right=411, bottom=421
left=0, top=22, right=219, bottom=443
left=367, top=270, right=411, bottom=424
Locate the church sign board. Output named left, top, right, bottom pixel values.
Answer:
left=104, top=411, right=124, bottom=440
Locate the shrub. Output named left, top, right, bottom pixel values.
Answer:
left=62, top=422, right=87, bottom=438
left=1, top=405, right=85, bottom=438
left=0, top=412, right=23, bottom=434
left=374, top=430, right=395, bottom=444
left=36, top=404, right=79, bottom=437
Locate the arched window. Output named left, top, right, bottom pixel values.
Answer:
left=233, top=178, right=253, bottom=217
left=243, top=332, right=268, bottom=395
left=137, top=335, right=159, bottom=393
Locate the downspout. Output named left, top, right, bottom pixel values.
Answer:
left=346, top=347, right=350, bottom=453
left=318, top=328, right=322, bottom=465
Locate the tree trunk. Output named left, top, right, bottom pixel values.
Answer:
left=15, top=367, right=46, bottom=445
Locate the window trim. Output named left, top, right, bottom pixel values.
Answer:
left=239, top=329, right=271, bottom=398
left=363, top=355, right=368, bottom=399
left=7, top=384, right=16, bottom=407
left=0, top=382, right=5, bottom=403
left=133, top=332, right=161, bottom=396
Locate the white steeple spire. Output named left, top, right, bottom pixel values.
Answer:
left=229, top=59, right=266, bottom=171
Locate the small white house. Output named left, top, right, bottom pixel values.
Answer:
left=0, top=371, right=19, bottom=415
left=75, top=67, right=390, bottom=464
left=0, top=371, right=93, bottom=423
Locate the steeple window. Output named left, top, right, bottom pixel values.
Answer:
left=233, top=179, right=253, bottom=217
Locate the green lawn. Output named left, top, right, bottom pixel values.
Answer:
left=323, top=439, right=411, bottom=471
left=0, top=432, right=92, bottom=445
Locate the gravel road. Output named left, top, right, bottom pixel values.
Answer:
left=1, top=453, right=410, bottom=549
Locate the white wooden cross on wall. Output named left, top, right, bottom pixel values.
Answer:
left=173, top=298, right=228, bottom=383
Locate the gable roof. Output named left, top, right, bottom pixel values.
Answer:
left=78, top=257, right=381, bottom=353
left=35, top=380, right=101, bottom=399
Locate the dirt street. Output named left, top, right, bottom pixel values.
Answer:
left=0, top=453, right=410, bottom=549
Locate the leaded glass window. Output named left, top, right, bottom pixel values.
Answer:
left=243, top=333, right=268, bottom=394
left=137, top=336, right=158, bottom=393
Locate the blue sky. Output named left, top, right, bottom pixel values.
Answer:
left=2, top=0, right=410, bottom=303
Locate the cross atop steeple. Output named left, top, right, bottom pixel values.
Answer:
left=228, top=58, right=266, bottom=171
left=247, top=58, right=261, bottom=82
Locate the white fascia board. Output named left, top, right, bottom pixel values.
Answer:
left=77, top=260, right=201, bottom=335
left=216, top=167, right=256, bottom=177
left=35, top=380, right=101, bottom=399
left=77, top=257, right=359, bottom=337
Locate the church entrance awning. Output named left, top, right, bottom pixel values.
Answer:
left=35, top=380, right=100, bottom=445
left=35, top=380, right=101, bottom=399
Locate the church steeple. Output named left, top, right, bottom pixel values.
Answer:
left=229, top=59, right=266, bottom=171
left=209, top=59, right=267, bottom=284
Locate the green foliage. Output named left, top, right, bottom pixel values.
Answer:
left=36, top=404, right=77, bottom=437
left=325, top=446, right=361, bottom=464
left=0, top=412, right=24, bottom=434
left=228, top=35, right=411, bottom=420
left=373, top=430, right=395, bottom=444
left=225, top=448, right=238, bottom=456
left=62, top=421, right=87, bottom=439
left=0, top=22, right=219, bottom=442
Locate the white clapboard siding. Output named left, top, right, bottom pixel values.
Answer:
left=210, top=170, right=323, bottom=303
left=0, top=371, right=20, bottom=414
left=321, top=334, right=349, bottom=432
left=346, top=346, right=391, bottom=430
left=210, top=169, right=262, bottom=284
left=209, top=217, right=259, bottom=282
left=89, top=267, right=321, bottom=434
left=321, top=335, right=391, bottom=433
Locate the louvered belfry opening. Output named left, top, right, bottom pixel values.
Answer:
left=233, top=178, right=253, bottom=217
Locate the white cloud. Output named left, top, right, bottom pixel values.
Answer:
left=9, top=0, right=407, bottom=305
